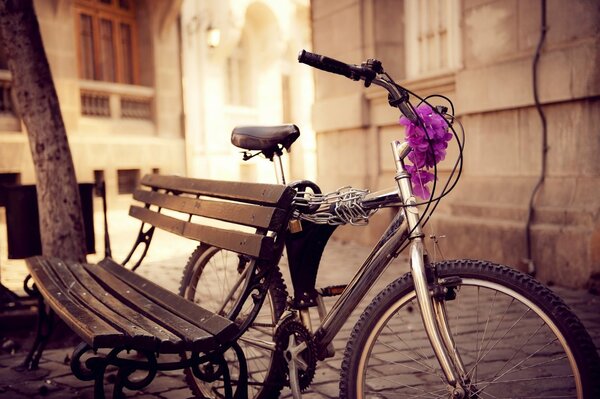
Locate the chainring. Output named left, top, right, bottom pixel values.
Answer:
left=274, top=316, right=317, bottom=391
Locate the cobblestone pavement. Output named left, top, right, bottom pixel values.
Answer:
left=1, top=205, right=599, bottom=398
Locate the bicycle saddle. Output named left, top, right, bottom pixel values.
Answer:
left=231, top=124, right=300, bottom=151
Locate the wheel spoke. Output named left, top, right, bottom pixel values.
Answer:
left=365, top=380, right=448, bottom=398
left=239, top=335, right=277, bottom=352
left=477, top=373, right=574, bottom=385
left=470, top=297, right=518, bottom=377
left=379, top=341, right=433, bottom=374
left=468, top=319, right=546, bottom=382
left=475, top=289, right=499, bottom=364
left=473, top=344, right=567, bottom=395
left=382, top=324, right=444, bottom=380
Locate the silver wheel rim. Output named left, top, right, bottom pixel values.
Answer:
left=356, top=278, right=583, bottom=398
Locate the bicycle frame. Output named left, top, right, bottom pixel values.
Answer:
left=306, top=139, right=467, bottom=393
left=246, top=68, right=468, bottom=393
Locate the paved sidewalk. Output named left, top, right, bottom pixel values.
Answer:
left=1, top=207, right=600, bottom=398
left=0, top=236, right=387, bottom=399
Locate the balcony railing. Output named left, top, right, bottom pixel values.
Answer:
left=81, top=91, right=111, bottom=117
left=121, top=96, right=152, bottom=119
left=79, top=80, right=153, bottom=121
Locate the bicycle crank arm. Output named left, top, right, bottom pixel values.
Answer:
left=285, top=334, right=307, bottom=399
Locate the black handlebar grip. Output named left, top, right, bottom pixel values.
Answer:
left=298, top=50, right=353, bottom=79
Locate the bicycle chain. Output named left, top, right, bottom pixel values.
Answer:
left=274, top=317, right=317, bottom=391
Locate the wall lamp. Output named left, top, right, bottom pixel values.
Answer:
left=206, top=25, right=221, bottom=48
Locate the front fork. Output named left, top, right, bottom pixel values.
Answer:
left=392, top=140, right=468, bottom=397
left=410, top=239, right=468, bottom=396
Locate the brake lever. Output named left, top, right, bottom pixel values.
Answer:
left=361, top=59, right=383, bottom=87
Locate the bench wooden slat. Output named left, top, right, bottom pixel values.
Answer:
left=132, top=189, right=288, bottom=231
left=47, top=260, right=160, bottom=351
left=141, top=174, right=296, bottom=207
left=26, top=257, right=126, bottom=349
left=183, top=222, right=275, bottom=260
left=83, top=263, right=217, bottom=352
left=99, top=258, right=238, bottom=343
left=129, top=206, right=275, bottom=259
left=59, top=261, right=184, bottom=352
left=128, top=205, right=186, bottom=236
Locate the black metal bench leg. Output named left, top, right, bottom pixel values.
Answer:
left=71, top=342, right=109, bottom=399
left=189, top=346, right=248, bottom=399
left=20, top=292, right=55, bottom=370
left=121, top=224, right=155, bottom=271
left=94, top=363, right=109, bottom=399
left=231, top=342, right=248, bottom=399
left=218, top=354, right=234, bottom=399
left=72, top=344, right=162, bottom=399
left=112, top=349, right=157, bottom=399
left=216, top=343, right=249, bottom=399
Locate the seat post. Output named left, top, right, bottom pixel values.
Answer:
left=273, top=152, right=286, bottom=185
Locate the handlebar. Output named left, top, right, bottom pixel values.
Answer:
left=298, top=50, right=376, bottom=83
left=298, top=49, right=418, bottom=122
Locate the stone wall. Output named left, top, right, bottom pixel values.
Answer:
left=310, top=0, right=600, bottom=287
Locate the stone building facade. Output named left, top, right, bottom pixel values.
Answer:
left=0, top=0, right=185, bottom=200
left=181, top=0, right=314, bottom=184
left=309, top=0, right=599, bottom=288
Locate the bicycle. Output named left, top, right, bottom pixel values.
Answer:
left=178, top=50, right=600, bottom=398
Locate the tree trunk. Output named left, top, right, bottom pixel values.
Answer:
left=0, top=0, right=86, bottom=262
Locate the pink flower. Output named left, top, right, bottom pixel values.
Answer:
left=400, top=104, right=451, bottom=199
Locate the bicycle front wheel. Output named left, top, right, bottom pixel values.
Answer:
left=340, top=259, right=600, bottom=398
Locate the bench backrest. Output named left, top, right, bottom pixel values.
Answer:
left=130, top=174, right=296, bottom=260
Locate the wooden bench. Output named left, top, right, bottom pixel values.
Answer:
left=23, top=174, right=296, bottom=399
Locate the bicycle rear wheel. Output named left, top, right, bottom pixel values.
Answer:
left=340, top=259, right=600, bottom=398
left=179, top=244, right=288, bottom=399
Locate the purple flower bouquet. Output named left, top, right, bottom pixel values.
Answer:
left=400, top=104, right=453, bottom=199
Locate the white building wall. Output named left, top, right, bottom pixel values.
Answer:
left=181, top=0, right=314, bottom=184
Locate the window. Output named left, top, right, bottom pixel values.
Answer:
left=0, top=173, right=20, bottom=206
left=0, top=32, right=8, bottom=70
left=0, top=173, right=20, bottom=186
left=0, top=32, right=17, bottom=119
left=93, top=169, right=105, bottom=184
left=0, top=78, right=15, bottom=116
left=93, top=170, right=105, bottom=196
left=117, top=169, right=139, bottom=194
left=405, top=0, right=461, bottom=78
left=75, top=0, right=138, bottom=84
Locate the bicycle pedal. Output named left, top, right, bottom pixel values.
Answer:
left=318, top=285, right=347, bottom=297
